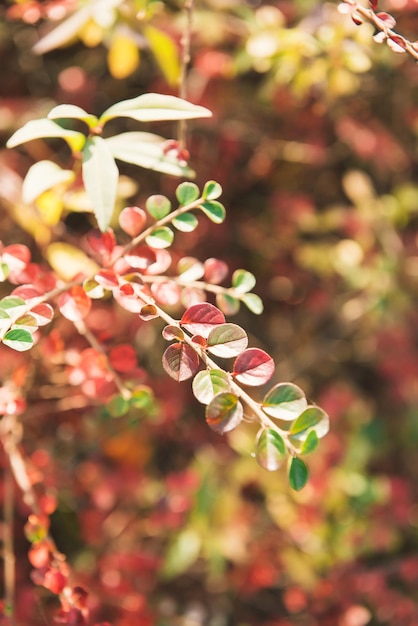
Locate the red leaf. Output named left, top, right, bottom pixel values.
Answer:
left=86, top=229, right=116, bottom=261
left=58, top=286, right=91, bottom=321
left=29, top=303, right=54, bottom=326
left=233, top=348, right=275, bottom=386
left=376, top=12, right=396, bottom=28
left=12, top=284, right=42, bottom=300
left=109, top=344, right=137, bottom=372
left=143, top=249, right=172, bottom=275
left=162, top=342, right=200, bottom=381
left=125, top=245, right=156, bottom=270
left=95, top=269, right=119, bottom=288
left=2, top=244, right=31, bottom=272
left=119, top=206, right=147, bottom=237
left=369, top=0, right=378, bottom=9
left=180, top=303, right=225, bottom=338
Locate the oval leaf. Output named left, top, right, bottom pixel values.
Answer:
left=3, top=328, right=34, bottom=352
left=290, top=406, right=329, bottom=441
left=145, top=226, right=174, bottom=249
left=232, top=269, right=256, bottom=294
left=255, top=428, right=286, bottom=471
left=172, top=212, right=199, bottom=232
left=48, top=104, right=98, bottom=127
left=7, top=118, right=85, bottom=153
left=203, top=180, right=222, bottom=200
left=216, top=293, right=240, bottom=316
left=262, top=383, right=307, bottom=421
left=199, top=201, right=226, bottom=224
left=192, top=369, right=230, bottom=405
left=207, top=323, right=248, bottom=358
left=29, top=303, right=54, bottom=326
left=288, top=457, right=309, bottom=491
left=22, top=161, right=75, bottom=204
left=233, top=348, right=274, bottom=386
left=176, top=182, right=200, bottom=205
left=241, top=292, right=263, bottom=315
left=100, top=93, right=212, bottom=124
left=162, top=325, right=185, bottom=341
left=162, top=342, right=200, bottom=382
left=205, top=392, right=243, bottom=434
left=146, top=194, right=171, bottom=219
left=119, top=206, right=147, bottom=236
left=0, top=296, right=26, bottom=320
left=300, top=430, right=319, bottom=455
left=82, top=135, right=119, bottom=232
left=58, top=286, right=91, bottom=322
left=180, top=303, right=225, bottom=338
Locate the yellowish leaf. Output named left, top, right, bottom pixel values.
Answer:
left=35, top=189, right=64, bottom=226
left=80, top=18, right=104, bottom=47
left=108, top=34, right=140, bottom=79
left=46, top=242, right=99, bottom=281
left=143, top=25, right=180, bottom=86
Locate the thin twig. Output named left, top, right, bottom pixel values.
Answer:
left=178, top=0, right=195, bottom=149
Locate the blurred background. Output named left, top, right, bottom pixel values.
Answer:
left=1, top=0, right=418, bottom=624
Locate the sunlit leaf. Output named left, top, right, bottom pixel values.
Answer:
left=290, top=406, right=329, bottom=441
left=124, top=245, right=156, bottom=269
left=300, top=430, right=319, bottom=455
left=199, top=200, right=226, bottom=223
left=172, top=213, right=199, bottom=232
left=2, top=245, right=31, bottom=272
left=162, top=325, right=185, bottom=341
left=47, top=242, right=99, bottom=281
left=48, top=104, right=98, bottom=127
left=233, top=348, right=274, bottom=386
left=205, top=392, right=243, bottom=434
left=177, top=257, right=204, bottom=282
left=176, top=182, right=200, bottom=205
left=139, top=304, right=159, bottom=321
left=131, top=385, right=154, bottom=410
left=3, top=328, right=34, bottom=352
left=145, top=226, right=174, bottom=249
left=181, top=303, right=225, bottom=338
left=0, top=310, right=11, bottom=334
left=106, top=132, right=195, bottom=177
left=207, top=323, right=248, bottom=358
left=262, top=383, right=307, bottom=421
left=255, top=428, right=286, bottom=471
left=145, top=194, right=171, bottom=219
left=7, top=118, right=86, bottom=153
left=0, top=296, right=26, bottom=320
left=58, top=286, right=92, bottom=322
left=192, top=369, right=230, bottom=405
left=162, top=528, right=201, bottom=578
left=100, top=93, right=212, bottom=124
left=162, top=342, right=200, bottom=381
left=241, top=292, right=263, bottom=314
left=232, top=269, right=256, bottom=293
left=143, top=25, right=180, bottom=86
left=12, top=313, right=38, bottom=332
left=22, top=161, right=75, bottom=204
left=107, top=394, right=130, bottom=418
left=29, top=303, right=54, bottom=326
left=216, top=293, right=240, bottom=316
left=202, top=180, right=222, bottom=200
left=82, top=136, right=119, bottom=232
left=288, top=457, right=309, bottom=491
left=108, top=33, right=140, bottom=79
left=119, top=206, right=147, bottom=236
left=32, top=4, right=92, bottom=54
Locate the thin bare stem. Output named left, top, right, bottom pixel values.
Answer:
left=178, top=0, right=195, bottom=148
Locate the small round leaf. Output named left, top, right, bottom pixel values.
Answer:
left=205, top=392, right=243, bottom=434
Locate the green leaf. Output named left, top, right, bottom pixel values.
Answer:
left=0, top=264, right=9, bottom=282
left=232, top=269, right=256, bottom=293
left=300, top=430, right=319, bottom=455
left=145, top=226, right=174, bottom=249
left=145, top=194, right=171, bottom=219
left=82, top=136, right=119, bottom=232
left=0, top=309, right=11, bottom=333
left=216, top=293, right=240, bottom=316
left=207, top=323, right=248, bottom=358
left=162, top=528, right=201, bottom=578
left=176, top=182, right=200, bottom=205
left=205, top=392, right=243, bottom=434
left=172, top=212, right=199, bottom=232
left=6, top=118, right=86, bottom=153
left=241, top=292, right=263, bottom=315
left=143, top=25, right=180, bottom=86
left=0, top=296, right=26, bottom=320
left=192, top=369, right=230, bottom=405
left=199, top=200, right=226, bottom=224
left=262, top=383, right=307, bottom=421
left=107, top=394, right=130, bottom=418
left=105, top=132, right=195, bottom=178
left=22, top=161, right=75, bottom=203
left=203, top=180, right=222, bottom=200
left=100, top=93, right=212, bottom=124
left=288, top=457, right=309, bottom=491
left=255, top=428, right=286, bottom=471
left=130, top=385, right=154, bottom=410
left=290, top=406, right=329, bottom=441
left=3, top=328, right=34, bottom=352
left=48, top=104, right=98, bottom=128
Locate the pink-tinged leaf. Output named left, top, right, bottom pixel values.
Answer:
left=373, top=31, right=386, bottom=43
left=58, top=286, right=91, bottom=321
left=143, top=249, right=172, bottom=275
left=204, top=258, right=228, bottom=284
left=192, top=369, right=230, bottom=405
left=388, top=35, right=406, bottom=53
left=29, top=303, right=54, bottom=326
left=376, top=12, right=396, bottom=28
left=83, top=278, right=106, bottom=299
left=207, top=323, right=248, bottom=358
left=109, top=344, right=137, bottom=373
left=12, top=285, right=42, bottom=300
left=255, top=428, right=286, bottom=471
left=151, top=281, right=181, bottom=306
left=351, top=12, right=363, bottom=25
left=124, top=245, right=157, bottom=270
left=94, top=269, right=119, bottom=288
left=139, top=304, right=159, bottom=320
left=369, top=0, right=378, bottom=9
left=233, top=348, right=275, bottom=386
left=119, top=206, right=147, bottom=237
left=162, top=325, right=185, bottom=341
left=162, top=342, right=200, bottom=382
left=205, top=392, right=243, bottom=434
left=181, top=287, right=206, bottom=308
left=86, top=229, right=116, bottom=262
left=2, top=244, right=31, bottom=272
left=12, top=313, right=38, bottom=333
left=180, top=303, right=225, bottom=338
left=115, top=280, right=144, bottom=313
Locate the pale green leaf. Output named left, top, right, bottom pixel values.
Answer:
left=3, top=328, right=34, bottom=352
left=100, top=93, right=212, bottom=124
left=162, top=528, right=201, bottom=578
left=203, top=180, right=222, bottom=200
left=32, top=4, right=92, bottom=54
left=145, top=226, right=174, bottom=249
left=82, top=136, right=119, bottom=232
left=255, top=428, right=286, bottom=471
left=241, top=292, right=263, bottom=315
left=232, top=269, right=256, bottom=293
left=192, top=369, right=230, bottom=405
left=22, top=161, right=75, bottom=203
left=176, top=182, right=200, bottom=205
left=7, top=119, right=86, bottom=153
left=48, top=104, right=98, bottom=128
left=172, top=212, right=199, bottom=232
